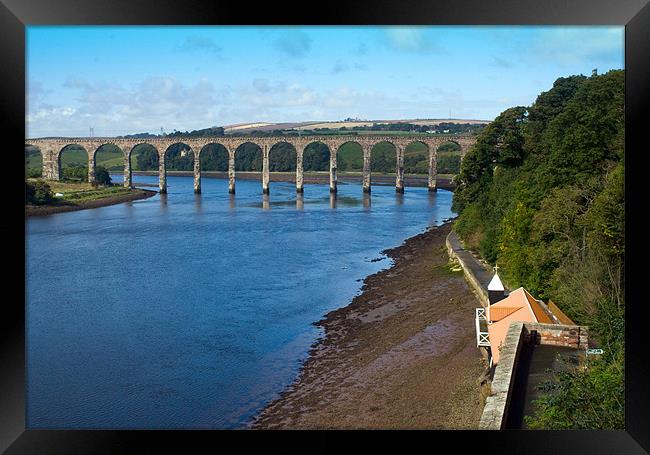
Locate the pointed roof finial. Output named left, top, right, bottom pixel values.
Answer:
left=488, top=264, right=504, bottom=291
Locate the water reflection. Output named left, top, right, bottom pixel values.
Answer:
left=362, top=193, right=371, bottom=210
left=427, top=191, right=437, bottom=208
left=329, top=193, right=337, bottom=209
left=26, top=175, right=455, bottom=429
left=395, top=192, right=404, bottom=206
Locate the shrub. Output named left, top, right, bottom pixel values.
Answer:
left=62, top=165, right=88, bottom=182
left=93, top=166, right=112, bottom=186
left=26, top=180, right=53, bottom=205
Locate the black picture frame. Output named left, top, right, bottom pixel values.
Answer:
left=3, top=0, right=649, bottom=452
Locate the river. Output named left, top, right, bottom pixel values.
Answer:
left=26, top=174, right=455, bottom=428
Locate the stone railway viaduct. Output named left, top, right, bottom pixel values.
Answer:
left=26, top=134, right=476, bottom=194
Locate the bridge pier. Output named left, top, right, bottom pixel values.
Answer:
left=362, top=147, right=371, bottom=193
left=123, top=148, right=132, bottom=188
left=27, top=135, right=477, bottom=195
left=228, top=151, right=235, bottom=194
left=296, top=150, right=304, bottom=193
left=43, top=149, right=60, bottom=181
left=262, top=144, right=270, bottom=194
left=329, top=150, right=337, bottom=193
left=428, top=149, right=437, bottom=192
left=193, top=151, right=201, bottom=194
left=159, top=151, right=167, bottom=194
left=395, top=147, right=405, bottom=193
left=88, top=150, right=96, bottom=184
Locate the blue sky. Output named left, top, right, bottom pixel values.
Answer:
left=26, top=26, right=624, bottom=137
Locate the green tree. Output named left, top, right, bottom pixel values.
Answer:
left=93, top=166, right=112, bottom=186
left=451, top=70, right=625, bottom=429
left=26, top=180, right=53, bottom=205
left=62, top=165, right=88, bottom=182
left=135, top=148, right=159, bottom=171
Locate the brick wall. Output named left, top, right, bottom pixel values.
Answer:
left=523, top=322, right=588, bottom=349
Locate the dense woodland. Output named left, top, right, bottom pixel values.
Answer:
left=452, top=70, right=624, bottom=429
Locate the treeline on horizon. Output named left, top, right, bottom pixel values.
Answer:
left=452, top=70, right=624, bottom=429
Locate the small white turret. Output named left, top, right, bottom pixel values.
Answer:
left=487, top=265, right=505, bottom=306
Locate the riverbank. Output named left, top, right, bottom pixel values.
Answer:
left=25, top=187, right=156, bottom=217
left=252, top=221, right=487, bottom=429
left=132, top=171, right=456, bottom=190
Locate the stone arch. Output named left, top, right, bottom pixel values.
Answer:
left=163, top=142, right=195, bottom=171
left=233, top=141, right=265, bottom=193
left=127, top=143, right=160, bottom=190
left=302, top=141, right=331, bottom=172
left=92, top=142, right=125, bottom=163
left=371, top=140, right=405, bottom=192
left=93, top=143, right=125, bottom=185
left=405, top=139, right=430, bottom=153
left=335, top=141, right=364, bottom=172
left=401, top=140, right=430, bottom=176
left=304, top=140, right=335, bottom=193
left=58, top=144, right=90, bottom=182
left=128, top=143, right=160, bottom=169
left=234, top=141, right=263, bottom=172
left=163, top=142, right=196, bottom=194
left=435, top=139, right=462, bottom=181
left=369, top=140, right=397, bottom=175
left=199, top=143, right=229, bottom=172
left=269, top=141, right=297, bottom=172
left=436, top=139, right=462, bottom=152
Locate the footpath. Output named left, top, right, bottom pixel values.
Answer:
left=445, top=230, right=502, bottom=308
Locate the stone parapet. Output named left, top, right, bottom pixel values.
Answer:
left=479, top=321, right=525, bottom=429
left=446, top=231, right=491, bottom=308
left=478, top=321, right=589, bottom=429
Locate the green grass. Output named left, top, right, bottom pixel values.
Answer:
left=26, top=147, right=126, bottom=173
left=59, top=186, right=131, bottom=202
left=428, top=260, right=464, bottom=277
left=27, top=178, right=133, bottom=205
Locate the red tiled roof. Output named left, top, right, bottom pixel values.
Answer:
left=489, top=306, right=521, bottom=321
left=524, top=289, right=553, bottom=324
left=548, top=300, right=576, bottom=325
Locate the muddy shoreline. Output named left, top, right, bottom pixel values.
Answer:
left=252, top=221, right=486, bottom=429
left=25, top=188, right=157, bottom=217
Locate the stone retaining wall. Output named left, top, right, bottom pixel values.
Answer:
left=445, top=232, right=489, bottom=308
left=478, top=321, right=589, bottom=429
left=478, top=322, right=525, bottom=429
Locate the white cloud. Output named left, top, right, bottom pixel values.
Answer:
left=530, top=27, right=624, bottom=66
left=27, top=76, right=222, bottom=137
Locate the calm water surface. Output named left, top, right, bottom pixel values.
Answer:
left=26, top=174, right=454, bottom=428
